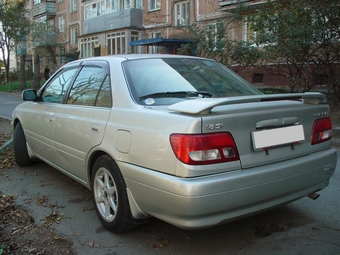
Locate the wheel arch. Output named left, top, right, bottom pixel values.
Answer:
left=12, top=118, right=21, bottom=130
left=87, top=150, right=108, bottom=188
left=87, top=150, right=150, bottom=223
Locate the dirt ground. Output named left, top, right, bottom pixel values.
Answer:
left=0, top=118, right=75, bottom=254
left=1, top=104, right=340, bottom=254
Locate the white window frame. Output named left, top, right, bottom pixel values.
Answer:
left=80, top=36, right=98, bottom=58
left=131, top=0, right=142, bottom=9
left=130, top=31, right=141, bottom=53
left=149, top=0, right=160, bottom=11
left=33, top=0, right=41, bottom=5
left=71, top=0, right=77, bottom=13
left=174, top=2, right=190, bottom=27
left=148, top=31, right=162, bottom=54
left=85, top=0, right=142, bottom=19
left=59, top=17, right=65, bottom=33
left=107, top=32, right=126, bottom=55
left=70, top=27, right=78, bottom=45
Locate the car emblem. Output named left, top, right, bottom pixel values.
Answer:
left=277, top=119, right=285, bottom=125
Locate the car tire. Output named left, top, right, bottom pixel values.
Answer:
left=13, top=122, right=34, bottom=166
left=91, top=155, right=137, bottom=233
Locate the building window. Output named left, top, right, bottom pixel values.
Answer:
left=242, top=19, right=257, bottom=44
left=71, top=0, right=77, bottom=12
left=206, top=22, right=224, bottom=51
left=70, top=27, right=78, bottom=45
left=59, top=17, right=65, bottom=33
left=85, top=0, right=142, bottom=19
left=174, top=2, right=190, bottom=27
left=253, top=73, right=264, bottom=84
left=314, top=74, right=328, bottom=86
left=130, top=0, right=142, bottom=8
left=80, top=36, right=98, bottom=58
left=149, top=0, right=160, bottom=11
left=59, top=47, right=66, bottom=65
left=58, top=0, right=64, bottom=3
left=33, top=0, right=41, bottom=5
left=130, top=31, right=141, bottom=53
left=107, top=32, right=126, bottom=55
left=148, top=31, right=161, bottom=54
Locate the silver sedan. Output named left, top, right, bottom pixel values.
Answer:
left=12, top=55, right=337, bottom=233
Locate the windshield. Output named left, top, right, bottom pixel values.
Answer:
left=123, top=58, right=262, bottom=106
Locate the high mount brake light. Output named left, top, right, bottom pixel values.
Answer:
left=170, top=133, right=239, bottom=165
left=311, top=117, right=332, bottom=145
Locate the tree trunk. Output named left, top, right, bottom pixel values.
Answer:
left=47, top=45, right=58, bottom=72
left=32, top=53, right=41, bottom=91
left=19, top=54, right=26, bottom=91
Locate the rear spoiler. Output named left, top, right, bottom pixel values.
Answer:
left=167, top=92, right=326, bottom=115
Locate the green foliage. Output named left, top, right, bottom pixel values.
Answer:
left=0, top=0, right=31, bottom=47
left=178, top=19, right=262, bottom=68
left=247, top=0, right=340, bottom=99
left=0, top=80, right=44, bottom=92
left=0, top=0, right=32, bottom=83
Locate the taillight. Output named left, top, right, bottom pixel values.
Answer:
left=170, top=133, right=239, bottom=165
left=311, top=117, right=332, bottom=145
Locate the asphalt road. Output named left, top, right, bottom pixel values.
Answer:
left=1, top=91, right=339, bottom=254
left=0, top=153, right=339, bottom=255
left=0, top=91, right=23, bottom=120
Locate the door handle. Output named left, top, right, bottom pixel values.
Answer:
left=91, top=124, right=100, bottom=133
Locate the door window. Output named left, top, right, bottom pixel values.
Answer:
left=41, top=68, right=79, bottom=103
left=67, top=66, right=111, bottom=107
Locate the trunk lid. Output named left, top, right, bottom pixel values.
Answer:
left=168, top=93, right=331, bottom=169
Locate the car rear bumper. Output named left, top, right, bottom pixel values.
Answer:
left=120, top=148, right=337, bottom=229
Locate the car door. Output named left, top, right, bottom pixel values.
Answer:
left=23, top=67, right=79, bottom=166
left=55, top=61, right=112, bottom=182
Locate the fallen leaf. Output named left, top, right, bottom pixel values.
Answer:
left=88, top=240, right=94, bottom=248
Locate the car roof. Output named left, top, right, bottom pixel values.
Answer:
left=69, top=54, right=206, bottom=65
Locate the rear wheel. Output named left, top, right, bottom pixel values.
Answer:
left=91, top=155, right=137, bottom=233
left=13, top=122, right=34, bottom=166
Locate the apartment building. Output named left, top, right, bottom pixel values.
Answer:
left=28, top=0, right=274, bottom=84
left=29, top=1, right=255, bottom=62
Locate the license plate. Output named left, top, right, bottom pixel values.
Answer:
left=252, top=125, right=305, bottom=151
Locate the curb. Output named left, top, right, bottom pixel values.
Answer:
left=0, top=138, right=13, bottom=152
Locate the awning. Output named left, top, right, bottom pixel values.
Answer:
left=129, top=37, right=192, bottom=47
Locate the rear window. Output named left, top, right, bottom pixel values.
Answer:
left=123, top=58, right=262, bottom=106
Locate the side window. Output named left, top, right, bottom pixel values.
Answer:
left=41, top=68, right=78, bottom=103
left=67, top=66, right=110, bottom=106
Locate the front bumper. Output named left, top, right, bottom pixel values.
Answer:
left=120, top=148, right=337, bottom=229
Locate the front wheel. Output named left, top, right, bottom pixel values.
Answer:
left=91, top=155, right=137, bottom=233
left=13, top=122, right=34, bottom=166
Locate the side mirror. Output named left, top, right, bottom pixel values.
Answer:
left=22, top=89, right=38, bottom=101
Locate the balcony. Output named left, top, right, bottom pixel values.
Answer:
left=84, top=8, right=143, bottom=35
left=219, top=0, right=269, bottom=12
left=32, top=1, right=56, bottom=17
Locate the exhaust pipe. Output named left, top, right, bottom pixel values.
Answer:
left=308, top=192, right=320, bottom=200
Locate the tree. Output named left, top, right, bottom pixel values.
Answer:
left=177, top=5, right=262, bottom=70
left=0, top=0, right=30, bottom=84
left=31, top=19, right=61, bottom=76
left=247, top=0, right=340, bottom=102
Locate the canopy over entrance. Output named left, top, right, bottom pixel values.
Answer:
left=129, top=37, right=192, bottom=54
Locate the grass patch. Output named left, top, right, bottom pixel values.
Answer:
left=0, top=81, right=45, bottom=92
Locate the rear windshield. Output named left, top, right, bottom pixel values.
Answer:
left=123, top=58, right=262, bottom=106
